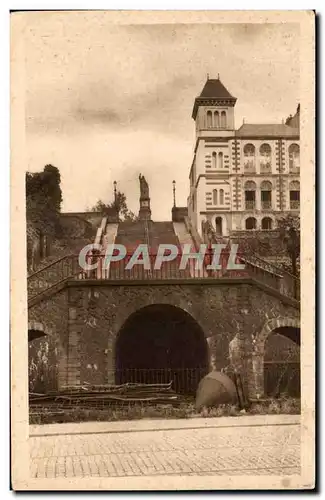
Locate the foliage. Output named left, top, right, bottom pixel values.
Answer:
left=90, top=190, right=138, bottom=222
left=277, top=214, right=300, bottom=277
left=29, top=397, right=300, bottom=425
left=26, top=164, right=63, bottom=236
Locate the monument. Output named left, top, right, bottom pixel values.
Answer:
left=138, top=174, right=151, bottom=220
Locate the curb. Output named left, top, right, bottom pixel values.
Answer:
left=30, top=414, right=300, bottom=437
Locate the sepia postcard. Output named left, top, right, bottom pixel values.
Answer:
left=11, top=10, right=315, bottom=490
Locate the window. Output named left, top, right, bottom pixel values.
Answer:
left=213, top=189, right=218, bottom=205
left=212, top=152, right=217, bottom=169
left=207, top=111, right=212, bottom=128
left=261, top=217, right=273, bottom=230
left=245, top=217, right=257, bottom=230
left=214, top=111, right=220, bottom=128
left=244, top=181, right=256, bottom=210
left=260, top=180, right=273, bottom=210
left=219, top=189, right=224, bottom=205
left=220, top=111, right=227, bottom=128
left=215, top=217, right=223, bottom=235
left=218, top=152, right=223, bottom=169
left=259, top=143, right=272, bottom=173
left=244, top=144, right=256, bottom=173
left=289, top=144, right=300, bottom=173
left=289, top=180, right=300, bottom=209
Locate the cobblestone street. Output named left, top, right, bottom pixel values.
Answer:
left=29, top=416, right=300, bottom=478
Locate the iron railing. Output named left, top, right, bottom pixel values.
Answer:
left=261, top=200, right=272, bottom=210
left=245, top=200, right=256, bottom=210
left=260, top=161, right=272, bottom=173
left=244, top=161, right=256, bottom=173
left=264, top=361, right=300, bottom=398
left=28, top=254, right=83, bottom=299
left=27, top=248, right=300, bottom=302
left=114, top=367, right=208, bottom=395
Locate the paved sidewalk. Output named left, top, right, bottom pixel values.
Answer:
left=29, top=415, right=300, bottom=478
left=30, top=414, right=300, bottom=436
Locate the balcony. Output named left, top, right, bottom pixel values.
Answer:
left=261, top=200, right=272, bottom=210
left=290, top=200, right=300, bottom=210
left=245, top=200, right=256, bottom=210
left=260, top=161, right=272, bottom=173
left=244, top=161, right=256, bottom=173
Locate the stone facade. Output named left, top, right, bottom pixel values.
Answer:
left=28, top=279, right=299, bottom=398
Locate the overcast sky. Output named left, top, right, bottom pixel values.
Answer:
left=25, top=14, right=300, bottom=220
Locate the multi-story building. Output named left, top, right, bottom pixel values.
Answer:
left=187, top=77, right=300, bottom=238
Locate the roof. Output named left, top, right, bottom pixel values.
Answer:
left=236, top=123, right=299, bottom=138
left=192, top=78, right=237, bottom=119
left=199, top=78, right=235, bottom=99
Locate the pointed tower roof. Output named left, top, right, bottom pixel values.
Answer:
left=199, top=78, right=235, bottom=99
left=192, top=76, right=237, bottom=119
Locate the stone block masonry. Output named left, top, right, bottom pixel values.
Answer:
left=28, top=278, right=299, bottom=397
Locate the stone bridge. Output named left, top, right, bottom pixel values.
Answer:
left=28, top=274, right=300, bottom=399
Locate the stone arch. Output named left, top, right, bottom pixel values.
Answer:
left=28, top=320, right=51, bottom=342
left=251, top=316, right=300, bottom=399
left=114, top=303, right=209, bottom=394
left=255, top=316, right=300, bottom=353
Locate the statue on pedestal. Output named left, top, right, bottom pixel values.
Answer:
left=139, top=174, right=149, bottom=199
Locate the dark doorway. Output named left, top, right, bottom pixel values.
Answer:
left=215, top=217, right=223, bottom=235
left=115, top=304, right=208, bottom=395
left=264, top=327, right=300, bottom=398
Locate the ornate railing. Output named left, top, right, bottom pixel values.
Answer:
left=244, top=161, right=256, bottom=173
left=28, top=247, right=300, bottom=302
left=261, top=200, right=272, bottom=210
left=245, top=200, right=256, bottom=210
left=28, top=254, right=82, bottom=299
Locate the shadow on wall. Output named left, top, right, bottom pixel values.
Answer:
left=264, top=330, right=300, bottom=398
left=115, top=304, right=209, bottom=395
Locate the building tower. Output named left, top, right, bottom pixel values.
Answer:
left=188, top=75, right=237, bottom=237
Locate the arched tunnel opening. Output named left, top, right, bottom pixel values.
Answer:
left=115, top=304, right=209, bottom=395
left=264, top=326, right=300, bottom=398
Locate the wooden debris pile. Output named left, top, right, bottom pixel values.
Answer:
left=29, top=381, right=184, bottom=411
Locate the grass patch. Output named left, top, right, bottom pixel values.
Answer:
left=30, top=397, right=300, bottom=425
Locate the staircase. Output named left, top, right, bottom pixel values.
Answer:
left=112, top=220, right=192, bottom=279
left=28, top=216, right=300, bottom=307
left=28, top=216, right=111, bottom=305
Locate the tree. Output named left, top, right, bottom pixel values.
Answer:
left=277, top=214, right=300, bottom=278
left=26, top=164, right=63, bottom=236
left=90, top=190, right=137, bottom=222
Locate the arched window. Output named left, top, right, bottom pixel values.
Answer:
left=219, top=189, right=224, bottom=205
left=244, top=180, right=256, bottom=210
left=289, top=144, right=300, bottom=172
left=245, top=217, right=257, bottom=230
left=218, top=152, right=223, bottom=169
left=220, top=111, right=227, bottom=128
left=261, top=217, right=273, bottom=230
left=215, top=217, right=223, bottom=235
left=260, top=180, right=273, bottom=210
left=259, top=143, right=272, bottom=173
left=207, top=111, right=212, bottom=128
left=212, top=152, right=217, bottom=169
left=214, top=111, right=220, bottom=128
left=289, top=180, right=300, bottom=210
left=244, top=144, right=256, bottom=173
left=213, top=189, right=218, bottom=205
